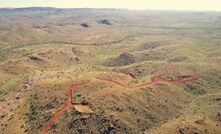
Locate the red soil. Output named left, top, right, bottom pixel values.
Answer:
left=96, top=75, right=198, bottom=88
left=133, top=75, right=198, bottom=88
left=42, top=81, right=90, bottom=134
left=42, top=74, right=198, bottom=134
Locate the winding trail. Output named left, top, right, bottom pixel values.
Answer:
left=95, top=75, right=198, bottom=88
left=41, top=81, right=91, bottom=134
left=41, top=74, right=198, bottom=134
left=133, top=75, right=198, bottom=88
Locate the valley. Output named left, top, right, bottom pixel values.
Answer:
left=0, top=8, right=220, bottom=134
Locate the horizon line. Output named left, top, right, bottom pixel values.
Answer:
left=0, top=6, right=221, bottom=12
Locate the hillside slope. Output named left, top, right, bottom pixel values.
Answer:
left=0, top=8, right=220, bottom=134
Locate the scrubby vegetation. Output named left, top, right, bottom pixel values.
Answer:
left=0, top=8, right=220, bottom=134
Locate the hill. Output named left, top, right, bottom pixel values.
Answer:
left=0, top=8, right=220, bottom=134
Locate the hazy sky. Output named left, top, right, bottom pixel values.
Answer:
left=0, top=0, right=221, bottom=11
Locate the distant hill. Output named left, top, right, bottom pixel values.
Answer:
left=0, top=8, right=220, bottom=134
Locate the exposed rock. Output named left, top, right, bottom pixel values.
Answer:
left=81, top=23, right=89, bottom=28
left=43, top=97, right=60, bottom=110
left=0, top=115, right=5, bottom=118
left=15, top=96, right=20, bottom=99
left=8, top=114, right=14, bottom=121
left=64, top=111, right=127, bottom=134
left=103, top=52, right=135, bottom=67
left=184, top=83, right=206, bottom=95
left=97, top=19, right=111, bottom=25
left=29, top=55, right=43, bottom=61
left=194, top=119, right=205, bottom=125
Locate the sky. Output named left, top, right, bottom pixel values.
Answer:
left=0, top=0, right=221, bottom=11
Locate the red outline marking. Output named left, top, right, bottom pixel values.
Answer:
left=41, top=75, right=198, bottom=134
left=42, top=81, right=90, bottom=134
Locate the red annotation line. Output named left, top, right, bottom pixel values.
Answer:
left=133, top=75, right=198, bottom=88
left=95, top=75, right=198, bottom=88
left=41, top=81, right=90, bottom=134
left=42, top=75, right=198, bottom=134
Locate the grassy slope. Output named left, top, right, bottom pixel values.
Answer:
left=0, top=8, right=220, bottom=134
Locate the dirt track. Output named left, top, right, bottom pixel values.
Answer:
left=133, top=75, right=198, bottom=88
left=95, top=75, right=198, bottom=88
left=42, top=81, right=91, bottom=134
left=42, top=74, right=198, bottom=134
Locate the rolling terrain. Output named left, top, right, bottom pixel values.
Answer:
left=0, top=8, right=221, bottom=134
